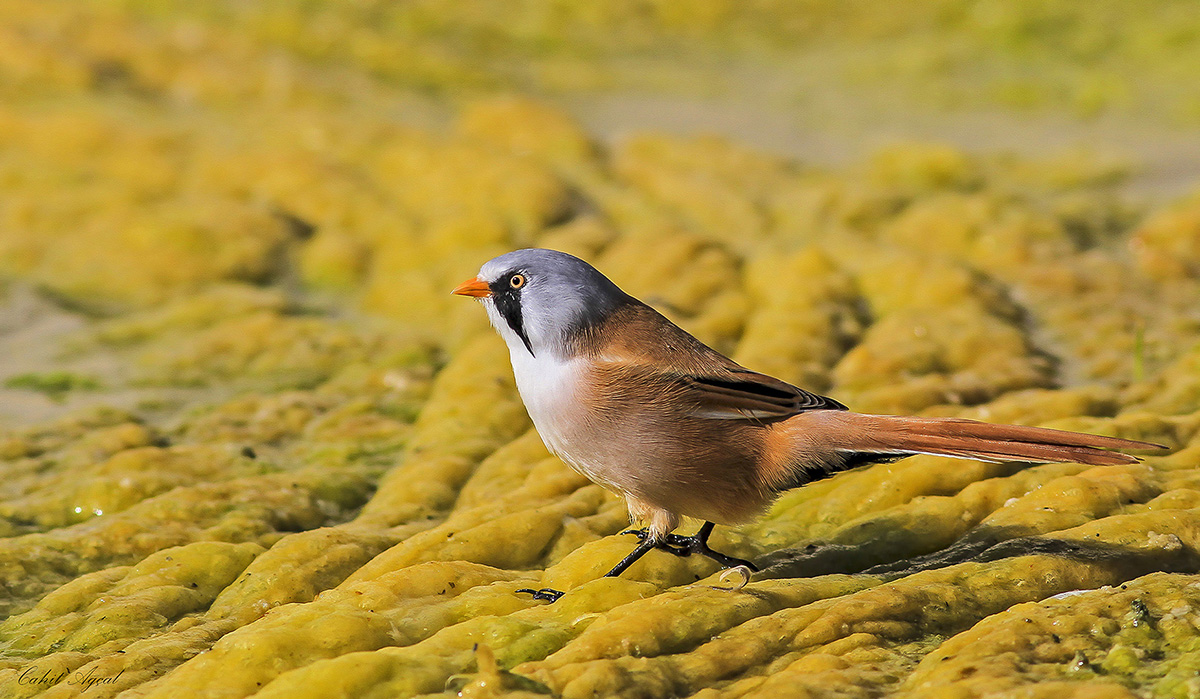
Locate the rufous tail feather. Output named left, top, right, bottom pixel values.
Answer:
left=768, top=411, right=1166, bottom=492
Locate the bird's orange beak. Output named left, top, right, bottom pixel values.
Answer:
left=452, top=277, right=491, bottom=298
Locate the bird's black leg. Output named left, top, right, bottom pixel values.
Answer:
left=518, top=534, right=660, bottom=603
left=520, top=523, right=756, bottom=604
left=685, top=521, right=759, bottom=571
left=602, top=535, right=659, bottom=579
left=518, top=536, right=659, bottom=603
left=623, top=522, right=758, bottom=572
left=515, top=586, right=565, bottom=603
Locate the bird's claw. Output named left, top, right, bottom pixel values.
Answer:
left=660, top=533, right=702, bottom=556
left=619, top=528, right=757, bottom=570
left=620, top=529, right=701, bottom=552
left=516, top=587, right=565, bottom=603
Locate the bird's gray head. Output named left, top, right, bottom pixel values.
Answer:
left=454, top=248, right=629, bottom=359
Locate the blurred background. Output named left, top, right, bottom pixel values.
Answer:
left=6, top=1, right=1200, bottom=185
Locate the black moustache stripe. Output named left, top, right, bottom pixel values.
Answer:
left=494, top=290, right=535, bottom=357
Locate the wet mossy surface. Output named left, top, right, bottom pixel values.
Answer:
left=2, top=2, right=1200, bottom=698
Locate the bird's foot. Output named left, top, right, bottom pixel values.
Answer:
left=620, top=525, right=758, bottom=572
left=622, top=528, right=690, bottom=552
left=621, top=528, right=700, bottom=550
left=516, top=587, right=565, bottom=603
left=657, top=534, right=759, bottom=571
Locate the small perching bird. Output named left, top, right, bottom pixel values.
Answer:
left=453, top=248, right=1163, bottom=602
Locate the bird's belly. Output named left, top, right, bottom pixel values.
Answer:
left=525, top=394, right=624, bottom=492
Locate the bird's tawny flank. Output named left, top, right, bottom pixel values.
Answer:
left=453, top=248, right=1163, bottom=601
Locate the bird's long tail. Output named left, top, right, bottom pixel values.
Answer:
left=768, top=411, right=1165, bottom=491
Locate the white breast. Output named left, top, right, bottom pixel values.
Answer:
left=483, top=298, right=623, bottom=492
left=509, top=347, right=636, bottom=498
left=508, top=348, right=582, bottom=461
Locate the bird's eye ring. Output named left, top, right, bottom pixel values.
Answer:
left=509, top=274, right=526, bottom=289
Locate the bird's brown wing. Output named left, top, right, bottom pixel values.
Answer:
left=678, top=367, right=846, bottom=421
left=588, top=302, right=846, bottom=422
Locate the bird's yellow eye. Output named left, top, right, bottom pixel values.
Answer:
left=509, top=274, right=526, bottom=289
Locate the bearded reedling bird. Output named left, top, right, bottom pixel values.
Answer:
left=453, top=248, right=1163, bottom=602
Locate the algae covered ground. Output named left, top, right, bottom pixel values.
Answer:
left=2, top=2, right=1200, bottom=698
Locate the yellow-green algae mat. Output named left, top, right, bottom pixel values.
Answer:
left=3, top=62, right=1200, bottom=699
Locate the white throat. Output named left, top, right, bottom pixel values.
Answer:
left=482, top=297, right=579, bottom=452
